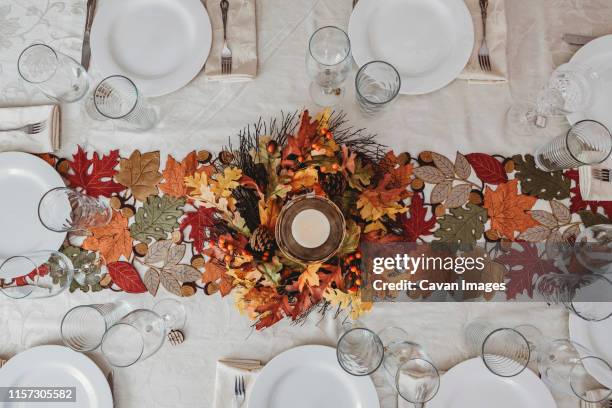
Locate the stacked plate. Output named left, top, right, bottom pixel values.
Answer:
left=349, top=0, right=474, bottom=95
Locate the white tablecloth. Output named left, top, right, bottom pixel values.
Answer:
left=2, top=0, right=612, bottom=407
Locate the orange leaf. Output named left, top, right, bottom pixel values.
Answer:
left=82, top=211, right=133, bottom=263
left=297, top=263, right=321, bottom=292
left=484, top=179, right=538, bottom=240
left=281, top=110, right=320, bottom=161
left=159, top=152, right=197, bottom=197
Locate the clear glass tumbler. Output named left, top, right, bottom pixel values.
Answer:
left=305, top=26, right=352, bottom=107
left=85, top=75, right=159, bottom=132
left=17, top=43, right=89, bottom=103
left=355, top=61, right=401, bottom=115
left=336, top=326, right=384, bottom=376
left=534, top=120, right=612, bottom=171
left=61, top=301, right=133, bottom=352
left=38, top=187, right=112, bottom=233
left=0, top=251, right=73, bottom=299
left=575, top=224, right=612, bottom=274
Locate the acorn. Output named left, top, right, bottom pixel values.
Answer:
left=410, top=178, right=425, bottom=192
left=191, top=255, right=205, bottom=269
left=434, top=204, right=446, bottom=218
left=55, top=158, right=70, bottom=175
left=120, top=204, right=136, bottom=219
left=197, top=150, right=211, bottom=164
left=485, top=229, right=501, bottom=242
left=397, top=152, right=411, bottom=166
left=504, top=158, right=515, bottom=173
left=204, top=282, right=219, bottom=295
left=134, top=242, right=149, bottom=257
left=266, top=140, right=278, bottom=154
left=171, top=230, right=183, bottom=244
left=418, top=151, right=433, bottom=164
left=99, top=273, right=113, bottom=288
left=180, top=282, right=197, bottom=297
left=109, top=196, right=123, bottom=210
left=469, top=190, right=484, bottom=206
left=219, top=150, right=234, bottom=165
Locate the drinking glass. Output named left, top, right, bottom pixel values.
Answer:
left=464, top=319, right=531, bottom=377
left=17, top=43, right=89, bottom=103
left=61, top=302, right=133, bottom=352
left=0, top=251, right=73, bottom=299
left=384, top=354, right=439, bottom=408
left=85, top=75, right=159, bottom=132
left=537, top=339, right=612, bottom=403
left=574, top=224, right=612, bottom=274
left=355, top=61, right=401, bottom=115
left=336, top=326, right=384, bottom=376
left=38, top=187, right=112, bottom=233
left=101, top=299, right=185, bottom=367
left=305, top=26, right=352, bottom=107
left=534, top=120, right=612, bottom=171
left=534, top=273, right=612, bottom=321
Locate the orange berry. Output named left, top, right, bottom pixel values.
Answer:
left=350, top=266, right=357, bottom=273
left=331, top=163, right=339, bottom=171
left=224, top=255, right=232, bottom=263
left=355, top=253, right=362, bottom=259
left=319, top=127, right=328, bottom=135
left=227, top=244, right=234, bottom=252
left=325, top=131, right=333, bottom=140
left=297, top=156, right=304, bottom=163
left=320, top=166, right=327, bottom=172
left=355, top=279, right=362, bottom=286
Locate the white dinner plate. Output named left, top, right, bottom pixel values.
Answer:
left=0, top=345, right=113, bottom=408
left=0, top=152, right=65, bottom=272
left=249, top=345, right=380, bottom=408
left=569, top=313, right=612, bottom=389
left=568, top=35, right=612, bottom=131
left=91, top=0, right=212, bottom=97
left=349, top=0, right=474, bottom=95
left=427, top=358, right=556, bottom=408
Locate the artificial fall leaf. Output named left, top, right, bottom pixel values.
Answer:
left=357, top=179, right=409, bottom=222
left=179, top=206, right=217, bottom=253
left=213, top=167, right=242, bottom=197
left=115, top=150, right=163, bottom=202
left=259, top=198, right=281, bottom=230
left=282, top=110, right=320, bottom=161
left=336, top=220, right=361, bottom=257
left=290, top=167, right=318, bottom=191
left=465, top=153, right=507, bottom=185
left=513, top=155, right=570, bottom=200
left=202, top=261, right=233, bottom=296
left=159, top=152, right=197, bottom=197
left=297, top=263, right=321, bottom=292
left=83, top=211, right=132, bottom=263
left=565, top=169, right=612, bottom=218
left=484, top=179, right=538, bottom=240
left=107, top=261, right=146, bottom=293
left=65, top=146, right=125, bottom=197
left=461, top=249, right=506, bottom=300
left=399, top=192, right=436, bottom=241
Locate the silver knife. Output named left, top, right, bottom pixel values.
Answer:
left=81, top=0, right=97, bottom=70
left=562, top=34, right=596, bottom=46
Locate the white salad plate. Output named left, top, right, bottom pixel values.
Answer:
left=0, top=345, right=113, bottom=408
left=569, top=313, right=612, bottom=389
left=427, top=358, right=556, bottom=408
left=0, top=152, right=65, bottom=272
left=91, top=0, right=212, bottom=97
left=349, top=0, right=474, bottom=95
left=249, top=345, right=380, bottom=408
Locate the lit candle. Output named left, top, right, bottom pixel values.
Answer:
left=291, top=208, right=331, bottom=248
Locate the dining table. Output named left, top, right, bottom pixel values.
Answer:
left=1, top=0, right=612, bottom=407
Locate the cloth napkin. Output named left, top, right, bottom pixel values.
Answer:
left=204, top=0, right=258, bottom=82
left=579, top=154, right=612, bottom=201
left=213, top=358, right=262, bottom=408
left=458, top=0, right=508, bottom=83
left=0, top=105, right=61, bottom=153
left=0, top=359, right=5, bottom=368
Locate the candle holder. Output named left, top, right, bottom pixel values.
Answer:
left=276, top=194, right=346, bottom=264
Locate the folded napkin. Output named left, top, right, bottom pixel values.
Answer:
left=458, top=0, right=508, bottom=83
left=204, top=0, right=258, bottom=82
left=579, top=154, right=612, bottom=201
left=0, top=105, right=61, bottom=153
left=0, top=358, right=5, bottom=368
left=213, top=358, right=262, bottom=408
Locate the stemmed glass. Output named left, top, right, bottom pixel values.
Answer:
left=306, top=26, right=352, bottom=107
left=101, top=299, right=186, bottom=367
left=0, top=251, right=74, bottom=299
left=17, top=43, right=89, bottom=103
left=38, top=187, right=112, bottom=233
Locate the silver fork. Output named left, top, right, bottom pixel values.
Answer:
left=233, top=375, right=245, bottom=407
left=592, top=168, right=611, bottom=182
left=220, top=0, right=232, bottom=75
left=0, top=121, right=47, bottom=135
left=478, top=0, right=491, bottom=72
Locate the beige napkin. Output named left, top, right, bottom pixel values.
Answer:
left=458, top=0, right=508, bottom=83
left=0, top=105, right=61, bottom=153
left=213, top=358, right=262, bottom=408
left=580, top=154, right=612, bottom=201
left=204, top=0, right=258, bottom=82
left=0, top=358, right=5, bottom=368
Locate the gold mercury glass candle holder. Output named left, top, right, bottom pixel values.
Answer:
left=275, top=194, right=346, bottom=264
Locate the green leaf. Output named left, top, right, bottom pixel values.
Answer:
left=130, top=196, right=185, bottom=243
left=348, top=159, right=373, bottom=191
left=257, top=257, right=283, bottom=286
left=336, top=220, right=361, bottom=257
left=578, top=210, right=612, bottom=227
left=61, top=246, right=101, bottom=293
left=512, top=155, right=570, bottom=200
left=434, top=203, right=487, bottom=248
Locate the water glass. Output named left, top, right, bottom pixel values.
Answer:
left=540, top=63, right=600, bottom=115
left=305, top=26, right=352, bottom=107
left=85, top=75, right=159, bottom=132
left=355, top=61, right=401, bottom=115
left=537, top=339, right=612, bottom=403
left=384, top=354, right=439, bottom=408
left=534, top=120, right=612, bottom=171
left=101, top=299, right=185, bottom=367
left=38, top=187, right=112, bottom=233
left=464, top=319, right=531, bottom=377
left=61, top=302, right=133, bottom=352
left=336, top=326, right=384, bottom=376
left=575, top=224, right=612, bottom=274
left=0, top=251, right=73, bottom=299
left=17, top=43, right=89, bottom=103
left=534, top=273, right=612, bottom=321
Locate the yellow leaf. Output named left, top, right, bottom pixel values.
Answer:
left=213, top=167, right=242, bottom=197
left=297, top=263, right=321, bottom=292
left=364, top=220, right=386, bottom=234
left=291, top=167, right=318, bottom=191
left=315, top=108, right=332, bottom=130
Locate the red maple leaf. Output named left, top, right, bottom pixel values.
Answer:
left=496, top=244, right=560, bottom=300
left=565, top=170, right=612, bottom=218
left=399, top=192, right=436, bottom=241
left=65, top=146, right=125, bottom=197
left=180, top=206, right=217, bottom=253
left=107, top=261, right=147, bottom=293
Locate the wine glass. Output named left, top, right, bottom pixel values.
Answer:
left=305, top=26, right=352, bottom=107
left=38, top=187, right=112, bottom=233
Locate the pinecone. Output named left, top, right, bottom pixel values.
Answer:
left=321, top=172, right=347, bottom=197
left=250, top=225, right=275, bottom=254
